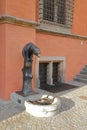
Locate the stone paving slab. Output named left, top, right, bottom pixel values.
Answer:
left=0, top=100, right=24, bottom=122
left=0, top=85, right=87, bottom=130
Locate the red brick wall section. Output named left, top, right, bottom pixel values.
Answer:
left=6, top=0, right=36, bottom=21
left=4, top=24, right=36, bottom=100
left=72, top=0, right=87, bottom=35
left=0, top=0, right=87, bottom=100
left=36, top=32, right=87, bottom=81
left=0, top=0, right=6, bottom=15
left=0, top=24, right=6, bottom=99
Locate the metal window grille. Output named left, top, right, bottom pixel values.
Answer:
left=57, top=0, right=66, bottom=24
left=43, top=0, right=54, bottom=21
left=39, top=0, right=74, bottom=28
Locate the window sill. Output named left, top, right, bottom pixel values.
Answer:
left=36, top=21, right=71, bottom=34
left=36, top=21, right=87, bottom=40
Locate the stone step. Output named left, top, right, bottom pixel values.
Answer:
left=10, top=92, right=45, bottom=107
left=65, top=81, right=86, bottom=87
left=76, top=74, right=87, bottom=79
left=74, top=77, right=87, bottom=83
left=82, top=68, right=87, bottom=71
left=80, top=71, right=87, bottom=74
left=68, top=65, right=87, bottom=86
left=85, top=65, right=87, bottom=68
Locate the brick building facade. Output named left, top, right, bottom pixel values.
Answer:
left=0, top=0, right=87, bottom=100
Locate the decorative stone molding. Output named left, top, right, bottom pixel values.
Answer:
left=0, top=15, right=39, bottom=27
left=0, top=15, right=87, bottom=40
left=36, top=27, right=87, bottom=40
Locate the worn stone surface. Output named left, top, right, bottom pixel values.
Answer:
left=0, top=85, right=87, bottom=130
left=0, top=100, right=24, bottom=122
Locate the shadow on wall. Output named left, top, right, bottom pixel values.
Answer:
left=59, top=97, right=75, bottom=113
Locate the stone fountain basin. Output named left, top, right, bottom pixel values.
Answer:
left=24, top=95, right=61, bottom=117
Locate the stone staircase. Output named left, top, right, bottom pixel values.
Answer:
left=66, top=65, right=87, bottom=87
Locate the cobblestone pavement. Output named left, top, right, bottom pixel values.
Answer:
left=0, top=85, right=87, bottom=130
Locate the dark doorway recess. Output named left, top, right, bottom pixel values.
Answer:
left=39, top=62, right=78, bottom=93
left=52, top=62, right=61, bottom=84
left=40, top=83, right=78, bottom=93
left=39, top=63, right=48, bottom=86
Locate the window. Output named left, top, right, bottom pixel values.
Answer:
left=39, top=0, right=74, bottom=28
left=39, top=61, right=64, bottom=88
left=35, top=56, right=66, bottom=88
left=39, top=62, right=61, bottom=87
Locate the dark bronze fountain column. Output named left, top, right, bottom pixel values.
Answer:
left=22, top=60, right=33, bottom=95
left=21, top=42, right=40, bottom=96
